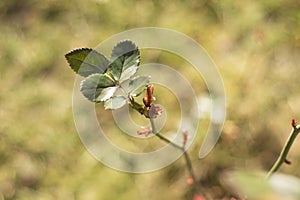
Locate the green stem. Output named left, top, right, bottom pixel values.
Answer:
left=149, top=118, right=197, bottom=182
left=129, top=100, right=198, bottom=184
left=266, top=125, right=300, bottom=179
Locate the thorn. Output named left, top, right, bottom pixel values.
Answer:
left=285, top=159, right=292, bottom=165
left=182, top=130, right=189, bottom=147
left=291, top=119, right=297, bottom=129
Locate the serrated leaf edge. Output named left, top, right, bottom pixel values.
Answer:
left=65, top=48, right=109, bottom=76
left=79, top=73, right=116, bottom=102
left=110, top=40, right=140, bottom=61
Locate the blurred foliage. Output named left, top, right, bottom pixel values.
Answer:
left=0, top=0, right=300, bottom=199
left=222, top=170, right=300, bottom=199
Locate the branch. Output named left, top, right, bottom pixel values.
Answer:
left=266, top=120, right=300, bottom=179
left=149, top=118, right=197, bottom=182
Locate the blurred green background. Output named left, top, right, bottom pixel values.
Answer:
left=1, top=0, right=300, bottom=199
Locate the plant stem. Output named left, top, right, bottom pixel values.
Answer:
left=149, top=118, right=197, bottom=182
left=129, top=97, right=198, bottom=184
left=266, top=125, right=300, bottom=179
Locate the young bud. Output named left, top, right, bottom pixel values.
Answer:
left=143, top=84, right=155, bottom=107
left=193, top=194, right=206, bottom=200
left=137, top=127, right=152, bottom=136
left=186, top=176, right=195, bottom=185
left=149, top=104, right=163, bottom=118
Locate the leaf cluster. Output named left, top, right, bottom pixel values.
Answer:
left=65, top=40, right=150, bottom=109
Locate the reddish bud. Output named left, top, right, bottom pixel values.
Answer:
left=186, top=177, right=194, bottom=185
left=193, top=194, right=206, bottom=200
left=291, top=119, right=297, bottom=128
left=149, top=104, right=163, bottom=118
left=137, top=127, right=152, bottom=136
left=143, top=84, right=155, bottom=107
left=147, top=84, right=154, bottom=97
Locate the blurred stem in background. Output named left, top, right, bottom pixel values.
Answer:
left=266, top=119, right=300, bottom=179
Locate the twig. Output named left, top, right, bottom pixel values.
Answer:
left=149, top=118, right=197, bottom=182
left=266, top=122, right=300, bottom=179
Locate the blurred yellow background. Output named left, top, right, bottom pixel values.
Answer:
left=0, top=0, right=299, bottom=199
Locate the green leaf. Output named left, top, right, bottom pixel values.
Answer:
left=80, top=74, right=115, bottom=102
left=104, top=95, right=127, bottom=110
left=128, top=76, right=150, bottom=97
left=106, top=40, right=140, bottom=81
left=65, top=48, right=109, bottom=77
left=119, top=66, right=138, bottom=83
left=96, top=86, right=118, bottom=102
